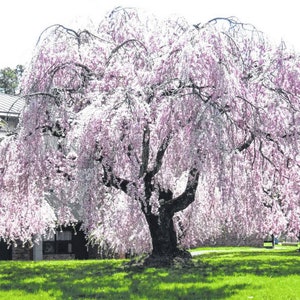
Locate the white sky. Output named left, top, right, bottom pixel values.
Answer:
left=1, top=0, right=300, bottom=68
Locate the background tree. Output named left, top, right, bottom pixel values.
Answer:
left=0, top=65, right=24, bottom=94
left=0, top=8, right=300, bottom=265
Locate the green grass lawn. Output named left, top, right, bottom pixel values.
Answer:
left=0, top=246, right=299, bottom=299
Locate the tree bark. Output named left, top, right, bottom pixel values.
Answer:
left=143, top=207, right=192, bottom=266
left=142, top=181, right=199, bottom=266
left=145, top=208, right=178, bottom=257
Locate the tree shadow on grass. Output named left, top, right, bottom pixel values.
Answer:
left=125, top=264, right=249, bottom=299
left=194, top=249, right=300, bottom=277
left=0, top=250, right=298, bottom=299
left=0, top=259, right=248, bottom=299
left=0, top=260, right=127, bottom=299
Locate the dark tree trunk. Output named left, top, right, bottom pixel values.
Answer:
left=142, top=195, right=192, bottom=267
left=145, top=209, right=178, bottom=257
left=139, top=168, right=199, bottom=266
left=143, top=208, right=191, bottom=267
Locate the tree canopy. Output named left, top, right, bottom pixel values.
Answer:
left=0, top=8, right=300, bottom=263
left=0, top=65, right=24, bottom=95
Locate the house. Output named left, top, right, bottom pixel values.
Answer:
left=0, top=224, right=95, bottom=261
left=0, top=93, right=101, bottom=261
left=0, top=92, right=25, bottom=139
left=3, top=224, right=93, bottom=261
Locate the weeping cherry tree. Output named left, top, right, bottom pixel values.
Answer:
left=1, top=7, right=300, bottom=265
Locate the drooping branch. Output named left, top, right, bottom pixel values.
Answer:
left=46, top=62, right=96, bottom=94
left=36, top=24, right=80, bottom=46
left=106, top=39, right=148, bottom=67
left=37, top=24, right=109, bottom=48
left=197, top=17, right=258, bottom=31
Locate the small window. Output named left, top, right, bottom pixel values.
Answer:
left=43, top=241, right=55, bottom=254
left=43, top=229, right=73, bottom=254
left=57, top=231, right=72, bottom=241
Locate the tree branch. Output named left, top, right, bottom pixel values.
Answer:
left=236, top=132, right=255, bottom=152
left=106, top=39, right=148, bottom=67
left=94, top=145, right=133, bottom=194
left=139, top=123, right=150, bottom=177
left=100, top=159, right=133, bottom=194
left=165, top=168, right=200, bottom=214
left=149, top=132, right=173, bottom=177
left=258, top=141, right=276, bottom=168
left=36, top=24, right=109, bottom=47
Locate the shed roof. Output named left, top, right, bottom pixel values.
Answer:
left=0, top=93, right=25, bottom=117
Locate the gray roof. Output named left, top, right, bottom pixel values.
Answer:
left=0, top=93, right=25, bottom=117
